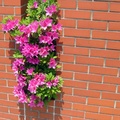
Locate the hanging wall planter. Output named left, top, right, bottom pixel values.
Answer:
left=2, top=0, right=63, bottom=108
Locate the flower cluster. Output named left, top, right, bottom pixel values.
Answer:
left=2, top=0, right=63, bottom=108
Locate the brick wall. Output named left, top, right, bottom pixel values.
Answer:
left=0, top=0, right=120, bottom=120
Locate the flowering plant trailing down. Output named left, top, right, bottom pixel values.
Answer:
left=2, top=0, right=63, bottom=108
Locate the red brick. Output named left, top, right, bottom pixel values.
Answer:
left=58, top=0, right=76, bottom=9
left=74, top=89, right=100, bottom=98
left=107, top=41, right=120, bottom=50
left=0, top=80, right=6, bottom=86
left=65, top=10, right=90, bottom=19
left=106, top=59, right=120, bottom=67
left=63, top=63, right=88, bottom=73
left=102, top=92, right=120, bottom=100
left=78, top=1, right=108, bottom=11
left=59, top=19, right=76, bottom=28
left=93, top=12, right=120, bottom=21
left=64, top=46, right=89, bottom=56
left=88, top=98, right=114, bottom=107
left=0, top=7, right=14, bottom=14
left=64, top=28, right=90, bottom=38
left=58, top=54, right=74, bottom=63
left=0, top=93, right=7, bottom=100
left=56, top=101, right=72, bottom=109
left=76, top=56, right=104, bottom=66
left=89, top=83, right=116, bottom=92
left=100, top=107, right=120, bottom=116
left=64, top=80, right=87, bottom=89
left=109, top=22, right=120, bottom=31
left=0, top=65, right=5, bottom=71
left=104, top=76, right=120, bottom=84
left=92, top=30, right=120, bottom=41
left=90, top=66, right=118, bottom=76
left=78, top=20, right=107, bottom=30
left=113, top=116, right=120, bottom=120
left=73, top=104, right=99, bottom=113
left=4, top=0, right=21, bottom=6
left=62, top=95, right=86, bottom=103
left=110, top=3, right=120, bottom=12
left=75, top=73, right=102, bottom=82
left=91, top=49, right=120, bottom=59
left=56, top=108, right=84, bottom=118
left=86, top=112, right=112, bottom=120
left=76, top=38, right=105, bottom=48
left=0, top=113, right=18, bottom=120
left=57, top=37, right=74, bottom=46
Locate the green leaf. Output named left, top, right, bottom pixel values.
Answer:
left=13, top=50, right=23, bottom=58
left=56, top=65, right=61, bottom=69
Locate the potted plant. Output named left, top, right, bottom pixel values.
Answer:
left=2, top=0, right=63, bottom=108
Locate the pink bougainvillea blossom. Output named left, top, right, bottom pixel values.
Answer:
left=39, top=18, right=52, bottom=30
left=39, top=46, right=50, bottom=58
left=2, top=19, right=19, bottom=32
left=45, top=5, right=57, bottom=16
left=48, top=58, right=57, bottom=69
left=33, top=1, right=38, bottom=8
left=27, top=68, right=34, bottom=75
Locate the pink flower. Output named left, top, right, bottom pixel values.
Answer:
left=37, top=101, right=44, bottom=108
left=45, top=5, right=57, bottom=16
left=14, top=35, right=28, bottom=44
left=17, top=74, right=26, bottom=87
left=28, top=79, right=38, bottom=93
left=33, top=1, right=38, bottom=8
left=50, top=45, right=55, bottom=51
left=48, top=58, right=57, bottom=69
left=27, top=68, right=34, bottom=75
left=34, top=73, right=46, bottom=86
left=46, top=32, right=59, bottom=40
left=29, top=21, right=39, bottom=33
left=2, top=19, right=19, bottom=32
left=12, top=59, right=24, bottom=75
left=39, top=35, right=52, bottom=45
left=52, top=23, right=62, bottom=32
left=13, top=85, right=28, bottom=103
left=39, top=46, right=50, bottom=58
left=46, top=81, right=52, bottom=88
left=39, top=18, right=52, bottom=30
left=27, top=57, right=39, bottom=64
left=52, top=77, right=59, bottom=86
left=42, top=0, right=46, bottom=2
left=28, top=95, right=37, bottom=107
left=21, top=44, right=39, bottom=58
left=28, top=73, right=46, bottom=93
